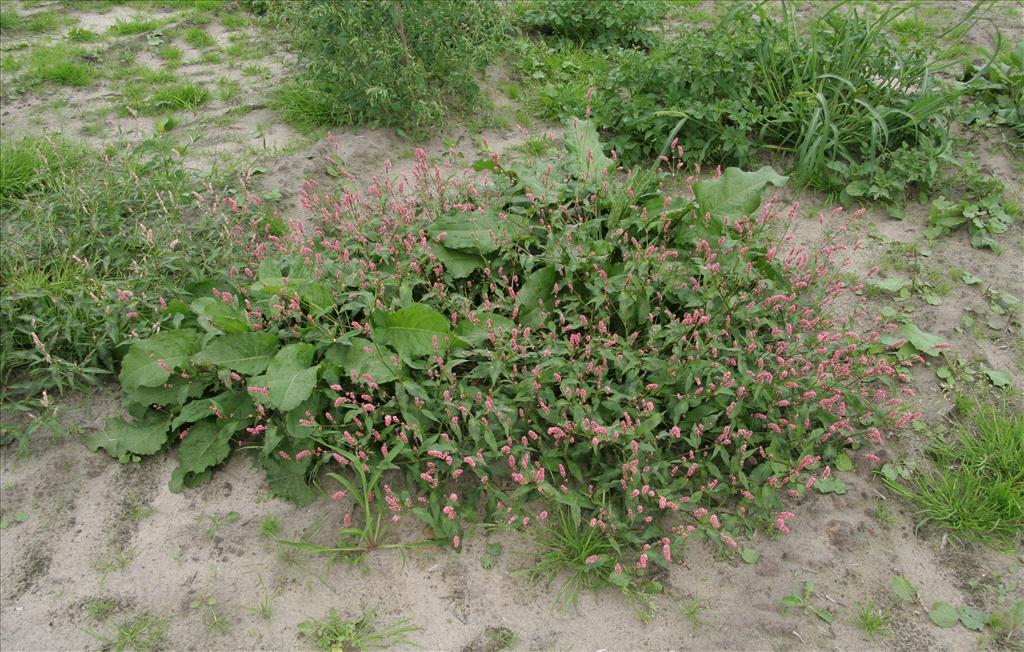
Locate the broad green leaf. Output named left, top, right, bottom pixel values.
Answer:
left=984, top=368, right=1012, bottom=387
left=261, top=454, right=316, bottom=506
left=929, top=602, right=959, bottom=628
left=429, top=243, right=486, bottom=279
left=118, top=329, right=200, bottom=390
left=88, top=416, right=170, bottom=458
left=958, top=606, right=988, bottom=631
left=455, top=312, right=515, bottom=346
left=193, top=332, right=280, bottom=375
left=693, top=166, right=788, bottom=223
left=834, top=454, right=854, bottom=473
left=372, top=303, right=453, bottom=359
left=190, top=297, right=250, bottom=334
left=900, top=323, right=948, bottom=357
left=263, top=343, right=319, bottom=412
left=813, top=476, right=847, bottom=495
left=516, top=266, right=557, bottom=322
left=564, top=117, right=613, bottom=178
left=740, top=548, right=761, bottom=564
left=892, top=575, right=917, bottom=602
left=176, top=419, right=236, bottom=476
left=124, top=375, right=194, bottom=408
left=871, top=277, right=909, bottom=292
left=428, top=210, right=503, bottom=255
left=325, top=338, right=399, bottom=384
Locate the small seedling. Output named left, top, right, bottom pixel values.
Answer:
left=782, top=581, right=835, bottom=623
left=86, top=613, right=166, bottom=651
left=191, top=595, right=231, bottom=635
left=677, top=596, right=709, bottom=629
left=855, top=599, right=892, bottom=639
left=480, top=542, right=503, bottom=569
left=260, top=516, right=280, bottom=539
left=203, top=511, right=240, bottom=540
left=86, top=599, right=118, bottom=622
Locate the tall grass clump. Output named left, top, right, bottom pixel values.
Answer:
left=0, top=136, right=244, bottom=397
left=271, top=0, right=509, bottom=131
left=90, top=121, right=923, bottom=583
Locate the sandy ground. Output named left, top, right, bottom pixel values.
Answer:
left=1, top=1, right=1022, bottom=650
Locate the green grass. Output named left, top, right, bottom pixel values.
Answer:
left=107, top=17, right=161, bottom=36
left=23, top=10, right=61, bottom=33
left=298, top=611, right=419, bottom=651
left=67, top=27, right=101, bottom=42
left=855, top=599, right=892, bottom=639
left=159, top=45, right=183, bottom=66
left=0, top=9, right=19, bottom=32
left=0, top=143, right=40, bottom=205
left=148, top=83, right=210, bottom=112
left=86, top=613, right=167, bottom=651
left=269, top=82, right=340, bottom=131
left=182, top=26, right=216, bottom=48
left=220, top=14, right=248, bottom=30
left=884, top=397, right=1024, bottom=551
left=22, top=46, right=97, bottom=87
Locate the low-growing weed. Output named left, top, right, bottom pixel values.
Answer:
left=159, top=45, right=184, bottom=66
left=21, top=46, right=97, bottom=88
left=86, top=613, right=167, bottom=651
left=148, top=83, right=210, bottom=112
left=67, top=27, right=101, bottom=42
left=260, top=516, right=280, bottom=539
left=782, top=581, right=835, bottom=623
left=202, top=511, right=240, bottom=540
left=884, top=397, right=1023, bottom=551
left=108, top=18, right=161, bottom=36
left=191, top=595, right=230, bottom=635
left=183, top=26, right=216, bottom=48
left=517, top=0, right=665, bottom=49
left=85, top=599, right=118, bottom=622
left=298, top=610, right=419, bottom=651
left=855, top=599, right=893, bottom=639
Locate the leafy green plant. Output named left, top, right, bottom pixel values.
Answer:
left=855, top=599, right=892, bottom=638
left=883, top=397, right=1023, bottom=551
left=273, top=0, right=508, bottom=131
left=782, top=580, right=835, bottom=623
left=89, top=121, right=920, bottom=569
left=926, top=193, right=1017, bottom=249
left=298, top=610, right=419, bottom=651
left=517, top=0, right=665, bottom=49
left=962, top=41, right=1024, bottom=139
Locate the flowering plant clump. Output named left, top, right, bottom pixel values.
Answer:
left=93, top=120, right=922, bottom=572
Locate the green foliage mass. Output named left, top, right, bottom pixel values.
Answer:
left=95, top=122, right=916, bottom=564
left=517, top=0, right=666, bottom=49
left=272, top=0, right=508, bottom=131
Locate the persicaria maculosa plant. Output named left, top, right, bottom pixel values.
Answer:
left=92, top=120, right=923, bottom=574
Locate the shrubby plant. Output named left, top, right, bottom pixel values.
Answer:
left=93, top=121, right=921, bottom=571
left=272, top=0, right=508, bottom=131
left=517, top=0, right=665, bottom=49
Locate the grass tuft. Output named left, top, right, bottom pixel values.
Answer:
left=108, top=17, right=161, bottom=36
left=182, top=26, right=216, bottom=48
left=149, top=83, right=210, bottom=112
left=298, top=610, right=419, bottom=651
left=885, top=397, right=1024, bottom=551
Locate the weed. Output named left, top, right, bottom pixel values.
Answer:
left=23, top=10, right=60, bottom=33
left=479, top=626, right=517, bottom=651
left=884, top=397, right=1024, bottom=551
left=159, top=45, right=184, bottom=66
left=297, top=610, right=419, bottom=651
left=260, top=516, right=281, bottom=539
left=855, top=599, right=893, bottom=639
left=517, top=0, right=665, bottom=48
left=215, top=78, right=242, bottom=102
left=191, top=595, right=230, bottom=635
left=203, top=511, right=240, bottom=540
left=220, top=14, right=248, bottom=30
left=277, top=0, right=508, bottom=130
left=677, top=597, right=709, bottom=629
left=241, top=63, right=266, bottom=77
left=183, top=26, right=216, bottom=48
left=782, top=581, right=835, bottom=623
left=67, top=27, right=101, bottom=42
left=108, top=18, right=161, bottom=36
left=148, top=83, right=210, bottom=112
left=22, top=46, right=97, bottom=87
left=94, top=548, right=135, bottom=577
left=86, top=613, right=167, bottom=651
left=987, top=600, right=1024, bottom=648
left=86, top=599, right=118, bottom=622
left=0, top=8, right=19, bottom=32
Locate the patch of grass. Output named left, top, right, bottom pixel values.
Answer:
left=159, top=45, right=183, bottom=66
left=0, top=9, right=20, bottom=32
left=67, top=27, right=100, bottom=42
left=216, top=77, right=241, bottom=102
left=269, top=82, right=339, bottom=131
left=520, top=509, right=622, bottom=606
left=23, top=10, right=61, bottom=33
left=86, top=599, right=118, bottom=622
left=855, top=599, right=892, bottom=639
left=676, top=596, right=709, bottom=629
left=0, top=143, right=40, bottom=205
left=22, top=46, right=97, bottom=87
left=298, top=610, right=419, bottom=651
left=260, top=516, right=280, bottom=539
left=884, top=397, right=1024, bottom=551
left=87, top=613, right=167, bottom=651
left=107, top=17, right=161, bottom=36
left=183, top=26, right=216, bottom=48
left=220, top=14, right=248, bottom=30
left=241, top=63, right=267, bottom=77
left=149, top=83, right=210, bottom=112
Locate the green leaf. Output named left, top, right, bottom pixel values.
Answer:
left=564, top=117, right=613, bottom=178
left=871, top=277, right=909, bottom=292
left=429, top=242, right=486, bottom=279
left=902, top=323, right=948, bottom=357
left=88, top=416, right=170, bottom=458
left=892, top=576, right=917, bottom=602
left=455, top=312, right=515, bottom=346
left=929, top=602, right=959, bottom=628
left=261, top=454, right=316, bottom=506
left=957, top=606, right=988, bottom=631
left=118, top=330, right=200, bottom=390
left=984, top=368, right=1012, bottom=387
left=190, top=297, right=250, bottom=333
left=740, top=548, right=761, bottom=564
left=372, top=303, right=453, bottom=359
left=813, top=476, right=847, bottom=495
left=516, top=266, right=557, bottom=322
left=192, top=332, right=280, bottom=375
left=834, top=454, right=854, bottom=473
left=428, top=210, right=503, bottom=255
left=325, top=338, right=399, bottom=384
left=261, top=343, right=319, bottom=412
left=693, top=166, right=788, bottom=223
left=607, top=570, right=630, bottom=588
left=176, top=419, right=236, bottom=476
